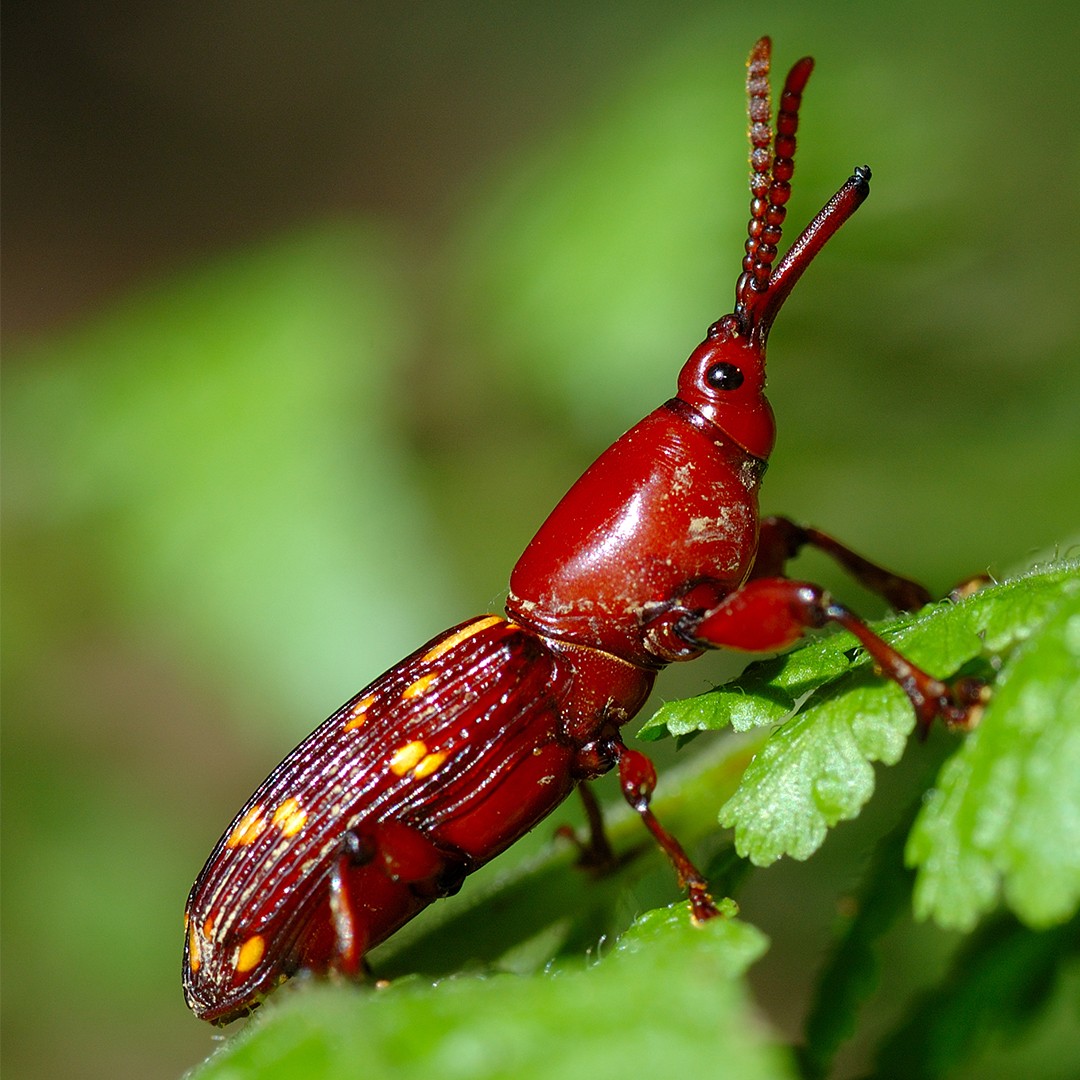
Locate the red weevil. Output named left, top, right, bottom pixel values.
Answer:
left=183, top=37, right=985, bottom=1023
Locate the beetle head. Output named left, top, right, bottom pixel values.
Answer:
left=677, top=314, right=776, bottom=459
left=676, top=38, right=870, bottom=461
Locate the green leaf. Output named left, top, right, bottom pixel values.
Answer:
left=638, top=561, right=1078, bottom=869
left=715, top=669, right=915, bottom=864
left=871, top=915, right=1080, bottom=1080
left=190, top=906, right=794, bottom=1080
left=907, top=578, right=1080, bottom=931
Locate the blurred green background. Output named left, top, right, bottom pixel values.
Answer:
left=3, top=2, right=1078, bottom=1078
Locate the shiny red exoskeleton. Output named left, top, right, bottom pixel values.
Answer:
left=183, top=38, right=986, bottom=1024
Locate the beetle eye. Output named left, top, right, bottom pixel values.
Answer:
left=705, top=362, right=744, bottom=391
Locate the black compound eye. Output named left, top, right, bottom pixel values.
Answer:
left=705, top=361, right=744, bottom=391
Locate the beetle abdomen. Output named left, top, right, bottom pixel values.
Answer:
left=183, top=615, right=583, bottom=1020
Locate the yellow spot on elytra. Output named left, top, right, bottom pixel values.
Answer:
left=389, top=740, right=427, bottom=777
left=226, top=804, right=267, bottom=848
left=235, top=934, right=265, bottom=974
left=343, top=693, right=376, bottom=731
left=402, top=672, right=436, bottom=700
left=421, top=615, right=504, bottom=663
left=187, top=920, right=201, bottom=972
left=413, top=750, right=449, bottom=779
left=271, top=797, right=308, bottom=838
left=202, top=914, right=216, bottom=938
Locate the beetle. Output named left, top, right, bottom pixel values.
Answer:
left=183, top=36, right=987, bottom=1024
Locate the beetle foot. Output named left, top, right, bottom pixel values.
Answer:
left=916, top=674, right=991, bottom=740
left=687, top=883, right=722, bottom=924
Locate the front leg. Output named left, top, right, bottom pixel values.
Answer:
left=680, top=577, right=988, bottom=736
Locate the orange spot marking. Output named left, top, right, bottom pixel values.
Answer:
left=389, top=740, right=427, bottom=777
left=413, top=750, right=449, bottom=779
left=187, top=920, right=201, bottom=972
left=202, top=914, right=216, bottom=938
left=226, top=804, right=267, bottom=848
left=235, top=934, right=265, bottom=974
left=271, top=797, right=308, bottom=838
left=343, top=693, right=376, bottom=731
left=402, top=672, right=437, bottom=700
left=421, top=615, right=504, bottom=663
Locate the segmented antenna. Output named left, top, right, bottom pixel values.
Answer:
left=736, top=38, right=814, bottom=321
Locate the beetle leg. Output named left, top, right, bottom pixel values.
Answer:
left=328, top=831, right=376, bottom=978
left=682, top=577, right=989, bottom=736
left=328, top=824, right=469, bottom=979
left=555, top=783, right=621, bottom=873
left=751, top=515, right=933, bottom=612
left=611, top=741, right=721, bottom=924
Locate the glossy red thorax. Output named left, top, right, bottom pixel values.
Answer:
left=506, top=385, right=767, bottom=668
